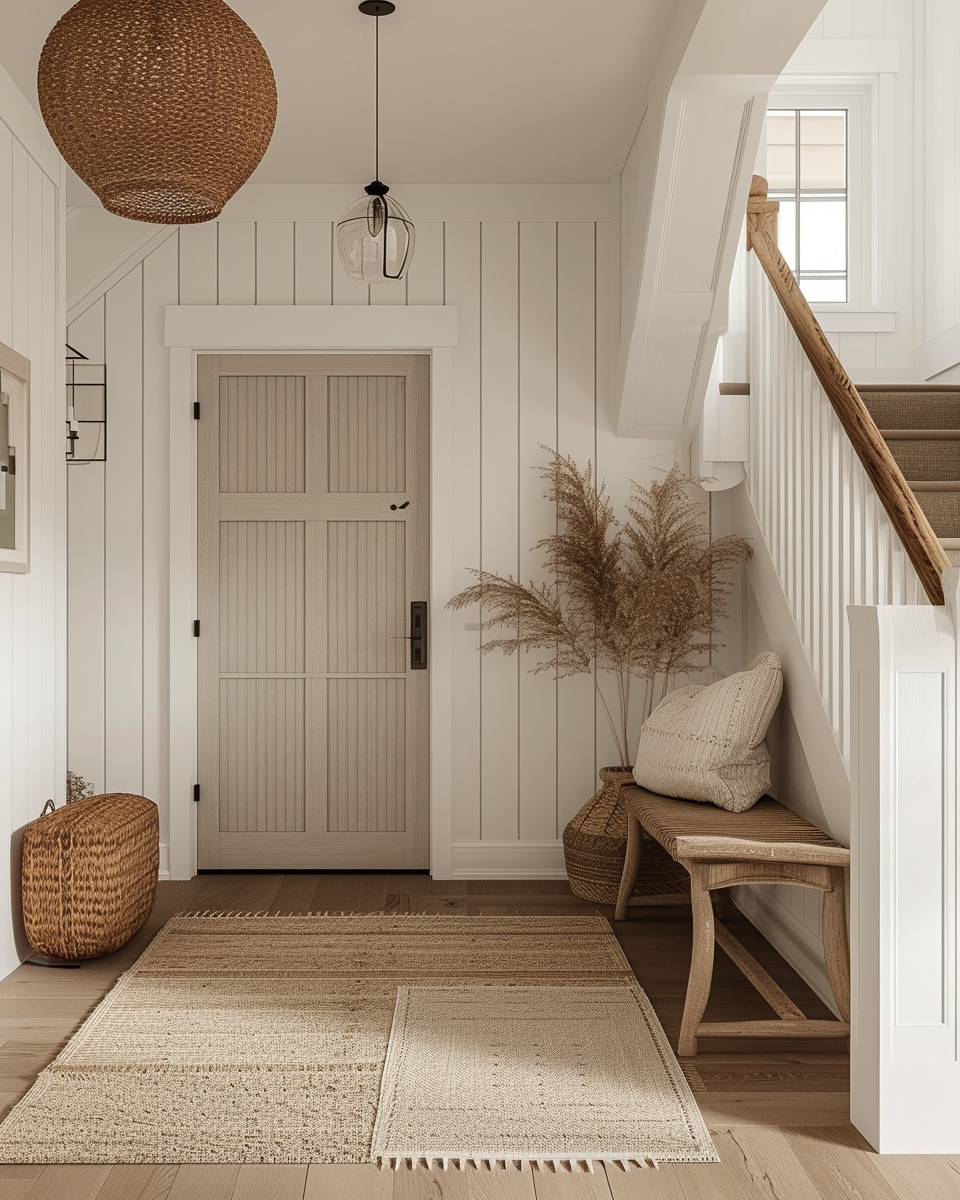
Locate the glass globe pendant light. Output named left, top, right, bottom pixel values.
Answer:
left=336, top=1, right=415, bottom=282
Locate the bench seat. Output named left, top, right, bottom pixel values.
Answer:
left=615, top=785, right=850, bottom=1055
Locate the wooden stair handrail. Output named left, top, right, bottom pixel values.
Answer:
left=747, top=175, right=951, bottom=607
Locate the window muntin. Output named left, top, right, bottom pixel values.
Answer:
left=766, top=109, right=847, bottom=303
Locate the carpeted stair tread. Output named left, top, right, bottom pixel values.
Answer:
left=859, top=388, right=960, bottom=429
left=913, top=491, right=960, bottom=538
left=858, top=387, right=960, bottom=540
left=885, top=439, right=960, bottom=480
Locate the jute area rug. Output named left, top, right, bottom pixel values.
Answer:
left=0, top=913, right=717, bottom=1167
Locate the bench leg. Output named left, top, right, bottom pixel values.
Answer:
left=679, top=864, right=715, bottom=1056
left=821, top=868, right=850, bottom=1023
left=615, top=808, right=643, bottom=921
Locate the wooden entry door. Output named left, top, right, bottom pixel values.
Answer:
left=197, top=354, right=429, bottom=869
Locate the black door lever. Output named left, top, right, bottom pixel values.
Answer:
left=388, top=602, right=427, bottom=670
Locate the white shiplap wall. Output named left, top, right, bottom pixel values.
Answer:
left=0, top=66, right=66, bottom=974
left=65, top=187, right=682, bottom=876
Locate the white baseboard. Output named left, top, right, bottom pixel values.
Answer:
left=732, top=884, right=840, bottom=1019
left=159, top=842, right=170, bottom=882
left=451, top=840, right=567, bottom=879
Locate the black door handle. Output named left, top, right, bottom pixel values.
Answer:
left=410, top=601, right=427, bottom=669
left=388, top=602, right=427, bottom=669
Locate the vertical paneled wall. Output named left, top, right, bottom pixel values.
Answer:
left=65, top=187, right=681, bottom=874
left=922, top=0, right=960, bottom=342
left=0, top=71, right=65, bottom=974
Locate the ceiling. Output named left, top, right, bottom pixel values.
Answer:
left=0, top=0, right=680, bottom=191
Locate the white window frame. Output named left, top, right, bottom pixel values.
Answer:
left=766, top=106, right=850, bottom=303
left=765, top=78, right=884, bottom=321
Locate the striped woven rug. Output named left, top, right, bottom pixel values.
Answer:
left=0, top=913, right=716, bottom=1167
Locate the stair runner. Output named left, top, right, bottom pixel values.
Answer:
left=858, top=386, right=960, bottom=568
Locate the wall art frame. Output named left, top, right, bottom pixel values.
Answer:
left=0, top=340, right=31, bottom=573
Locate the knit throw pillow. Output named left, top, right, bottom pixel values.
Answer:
left=632, top=653, right=783, bottom=813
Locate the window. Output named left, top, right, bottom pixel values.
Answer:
left=766, top=108, right=848, bottom=302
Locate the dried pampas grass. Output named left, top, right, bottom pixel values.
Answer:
left=447, top=452, right=753, bottom=765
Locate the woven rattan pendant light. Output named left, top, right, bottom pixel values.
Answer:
left=336, top=1, right=415, bottom=282
left=37, top=0, right=277, bottom=224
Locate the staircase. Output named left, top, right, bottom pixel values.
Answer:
left=743, top=179, right=960, bottom=1152
left=859, top=385, right=960, bottom=565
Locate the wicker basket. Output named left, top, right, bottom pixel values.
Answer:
left=21, top=793, right=159, bottom=961
left=562, top=767, right=689, bottom=905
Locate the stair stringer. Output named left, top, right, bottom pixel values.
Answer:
left=727, top=482, right=850, bottom=1016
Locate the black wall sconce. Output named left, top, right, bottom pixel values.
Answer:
left=66, top=344, right=106, bottom=463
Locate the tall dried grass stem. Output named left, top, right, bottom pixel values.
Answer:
left=447, top=452, right=753, bottom=766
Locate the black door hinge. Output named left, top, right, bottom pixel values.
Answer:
left=193, top=784, right=200, bottom=803
left=193, top=402, right=200, bottom=419
left=193, top=619, right=200, bottom=637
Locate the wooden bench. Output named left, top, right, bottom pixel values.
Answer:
left=615, top=787, right=851, bottom=1055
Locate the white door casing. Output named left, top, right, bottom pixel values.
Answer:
left=164, top=305, right=458, bottom=879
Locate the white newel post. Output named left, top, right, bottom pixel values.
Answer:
left=849, top=573, right=960, bottom=1152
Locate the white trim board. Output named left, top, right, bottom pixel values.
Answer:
left=813, top=308, right=896, bottom=334
left=165, top=306, right=457, bottom=880
left=451, top=840, right=568, bottom=879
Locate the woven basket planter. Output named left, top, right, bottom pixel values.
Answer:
left=21, top=793, right=159, bottom=961
left=562, top=767, right=689, bottom=905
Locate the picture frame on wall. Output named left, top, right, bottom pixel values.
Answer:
left=0, top=340, right=30, bottom=573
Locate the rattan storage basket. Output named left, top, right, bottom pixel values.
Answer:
left=562, top=767, right=690, bottom=905
left=21, top=793, right=159, bottom=961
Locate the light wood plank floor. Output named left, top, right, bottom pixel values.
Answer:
left=0, top=874, right=957, bottom=1199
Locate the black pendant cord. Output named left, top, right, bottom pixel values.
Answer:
left=359, top=0, right=394, bottom=196
left=375, top=12, right=379, bottom=183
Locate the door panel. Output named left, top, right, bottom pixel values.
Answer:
left=326, top=521, right=406, bottom=674
left=326, top=677, right=406, bottom=832
left=219, top=521, right=305, bottom=674
left=219, top=376, right=306, bottom=494
left=219, top=678, right=306, bottom=832
left=327, top=375, right=406, bottom=493
left=197, top=353, right=429, bottom=869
